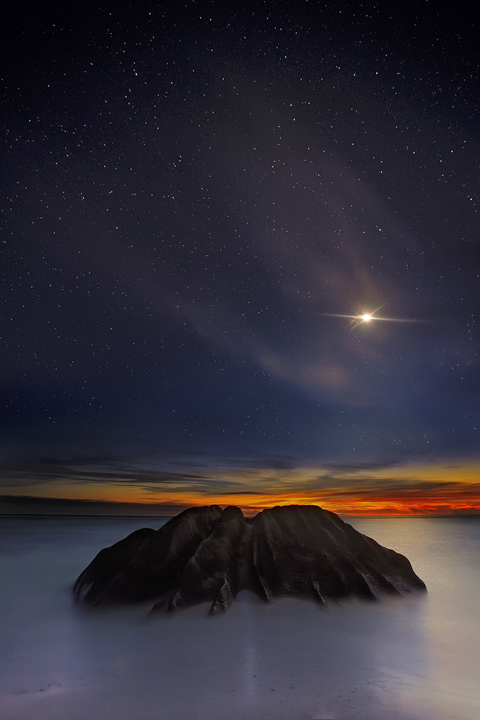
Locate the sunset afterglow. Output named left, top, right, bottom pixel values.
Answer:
left=3, top=459, right=479, bottom=516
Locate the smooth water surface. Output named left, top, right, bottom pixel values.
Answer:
left=0, top=515, right=479, bottom=720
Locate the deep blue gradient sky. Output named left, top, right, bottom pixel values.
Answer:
left=2, top=1, right=480, bottom=512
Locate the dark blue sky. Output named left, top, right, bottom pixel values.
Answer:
left=1, top=1, right=480, bottom=513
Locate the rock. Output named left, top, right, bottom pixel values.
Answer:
left=73, top=504, right=426, bottom=614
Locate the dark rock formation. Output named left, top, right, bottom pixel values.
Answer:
left=73, top=505, right=426, bottom=614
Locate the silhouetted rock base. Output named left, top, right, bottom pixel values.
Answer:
left=73, top=505, right=426, bottom=614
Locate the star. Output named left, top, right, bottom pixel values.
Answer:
left=321, top=306, right=424, bottom=329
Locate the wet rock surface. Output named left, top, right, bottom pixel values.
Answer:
left=73, top=504, right=426, bottom=614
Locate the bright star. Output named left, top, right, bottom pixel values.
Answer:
left=321, top=305, right=423, bottom=329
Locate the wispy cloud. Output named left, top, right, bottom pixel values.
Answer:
left=1, top=448, right=479, bottom=515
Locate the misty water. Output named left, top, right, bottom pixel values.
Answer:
left=1, top=515, right=479, bottom=720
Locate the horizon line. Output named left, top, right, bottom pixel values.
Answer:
left=1, top=494, right=479, bottom=519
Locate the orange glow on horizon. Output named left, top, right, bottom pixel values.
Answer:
left=3, top=487, right=480, bottom=517
left=2, top=459, right=479, bottom=516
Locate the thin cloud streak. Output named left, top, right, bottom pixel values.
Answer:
left=1, top=451, right=479, bottom=515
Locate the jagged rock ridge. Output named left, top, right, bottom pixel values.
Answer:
left=73, top=504, right=426, bottom=614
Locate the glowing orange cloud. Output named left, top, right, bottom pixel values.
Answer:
left=2, top=459, right=480, bottom=516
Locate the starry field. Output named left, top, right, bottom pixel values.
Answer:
left=1, top=0, right=479, bottom=512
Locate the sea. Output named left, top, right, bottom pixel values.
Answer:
left=0, top=514, right=479, bottom=720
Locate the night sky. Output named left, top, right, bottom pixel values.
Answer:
left=2, top=0, right=480, bottom=515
